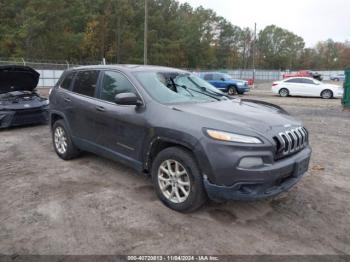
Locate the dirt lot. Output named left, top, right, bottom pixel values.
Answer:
left=1, top=83, right=350, bottom=255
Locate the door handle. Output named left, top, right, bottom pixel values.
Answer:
left=95, top=106, right=106, bottom=112
left=64, top=97, right=71, bottom=102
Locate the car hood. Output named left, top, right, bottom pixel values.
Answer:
left=172, top=99, right=301, bottom=135
left=0, top=65, right=40, bottom=94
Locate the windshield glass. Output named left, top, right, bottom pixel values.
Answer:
left=133, top=71, right=229, bottom=104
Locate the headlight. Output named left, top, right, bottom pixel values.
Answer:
left=206, top=129, right=262, bottom=144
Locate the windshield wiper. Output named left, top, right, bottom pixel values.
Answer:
left=174, top=84, right=221, bottom=101
left=169, top=78, right=194, bottom=97
left=197, top=86, right=230, bottom=98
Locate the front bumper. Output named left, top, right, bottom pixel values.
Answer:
left=0, top=107, right=49, bottom=128
left=203, top=146, right=311, bottom=201
left=237, top=85, right=250, bottom=93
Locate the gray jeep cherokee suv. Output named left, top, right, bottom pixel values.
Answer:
left=49, top=65, right=311, bottom=212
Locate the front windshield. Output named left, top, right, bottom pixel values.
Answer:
left=133, top=71, right=229, bottom=104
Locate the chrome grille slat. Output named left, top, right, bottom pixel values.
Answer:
left=274, top=126, right=308, bottom=159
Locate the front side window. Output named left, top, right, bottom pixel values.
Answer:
left=60, top=71, right=75, bottom=90
left=302, top=78, right=315, bottom=85
left=99, top=71, right=137, bottom=102
left=72, top=70, right=100, bottom=97
left=213, top=74, right=223, bottom=81
left=133, top=71, right=229, bottom=104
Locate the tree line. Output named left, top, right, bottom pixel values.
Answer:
left=0, top=0, right=349, bottom=70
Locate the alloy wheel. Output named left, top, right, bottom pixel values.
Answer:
left=157, top=159, right=191, bottom=204
left=54, top=126, right=68, bottom=154
left=322, top=90, right=332, bottom=99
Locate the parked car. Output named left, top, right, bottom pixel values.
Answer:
left=272, top=77, right=344, bottom=99
left=197, top=72, right=249, bottom=95
left=330, top=74, right=345, bottom=81
left=283, top=70, right=323, bottom=81
left=50, top=65, right=311, bottom=212
left=0, top=65, right=49, bottom=128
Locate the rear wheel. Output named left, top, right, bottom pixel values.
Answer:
left=321, top=89, right=333, bottom=99
left=279, top=88, right=289, bottom=97
left=52, top=120, right=80, bottom=160
left=151, top=147, right=207, bottom=212
left=227, top=86, right=237, bottom=96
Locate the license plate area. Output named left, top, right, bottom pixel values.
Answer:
left=295, top=157, right=310, bottom=176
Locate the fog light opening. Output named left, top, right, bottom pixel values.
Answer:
left=238, top=157, right=264, bottom=168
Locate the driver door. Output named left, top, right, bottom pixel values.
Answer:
left=94, top=70, right=147, bottom=164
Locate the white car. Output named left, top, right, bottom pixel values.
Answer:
left=272, top=77, right=344, bottom=99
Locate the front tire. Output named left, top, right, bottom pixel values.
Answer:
left=279, top=88, right=289, bottom=97
left=52, top=120, right=80, bottom=160
left=151, top=147, right=207, bottom=212
left=227, top=86, right=237, bottom=96
left=321, top=89, right=333, bottom=99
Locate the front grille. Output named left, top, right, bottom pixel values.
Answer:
left=273, top=127, right=308, bottom=159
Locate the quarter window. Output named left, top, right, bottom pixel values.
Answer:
left=100, top=71, right=137, bottom=103
left=72, top=70, right=100, bottom=97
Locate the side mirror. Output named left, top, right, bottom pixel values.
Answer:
left=115, top=92, right=142, bottom=106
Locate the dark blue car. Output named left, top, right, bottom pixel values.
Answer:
left=197, top=72, right=250, bottom=95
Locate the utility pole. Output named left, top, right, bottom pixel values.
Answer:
left=144, top=0, right=148, bottom=65
left=252, top=22, right=256, bottom=88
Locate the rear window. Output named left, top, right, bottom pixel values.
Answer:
left=72, top=70, right=100, bottom=97
left=60, top=71, right=75, bottom=90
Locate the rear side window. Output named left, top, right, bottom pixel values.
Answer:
left=60, top=71, right=75, bottom=90
left=301, top=78, right=314, bottom=84
left=204, top=74, right=213, bottom=80
left=72, top=70, right=100, bottom=97
left=286, top=78, right=302, bottom=83
left=99, top=71, right=137, bottom=103
left=213, top=74, right=223, bottom=81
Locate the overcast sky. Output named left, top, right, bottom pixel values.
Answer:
left=177, top=0, right=349, bottom=47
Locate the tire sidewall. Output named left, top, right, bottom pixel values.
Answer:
left=321, top=89, right=333, bottom=99
left=227, top=86, right=237, bottom=95
left=52, top=120, right=77, bottom=160
left=151, top=148, right=205, bottom=212
left=279, top=88, right=289, bottom=97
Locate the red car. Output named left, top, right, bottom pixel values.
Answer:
left=283, top=70, right=322, bottom=81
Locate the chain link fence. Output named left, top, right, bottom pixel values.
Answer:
left=0, top=58, right=346, bottom=87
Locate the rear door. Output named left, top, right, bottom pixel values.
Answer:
left=93, top=70, right=147, bottom=163
left=211, top=73, right=226, bottom=90
left=203, top=73, right=216, bottom=87
left=65, top=70, right=101, bottom=143
left=284, top=78, right=305, bottom=95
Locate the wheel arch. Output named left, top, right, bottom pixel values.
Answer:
left=144, top=137, right=193, bottom=172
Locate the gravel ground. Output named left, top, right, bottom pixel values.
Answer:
left=0, top=83, right=350, bottom=255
